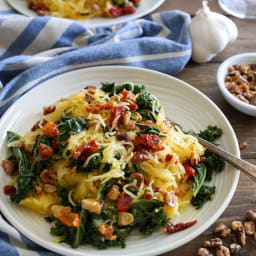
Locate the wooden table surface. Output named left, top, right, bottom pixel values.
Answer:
left=155, top=0, right=256, bottom=255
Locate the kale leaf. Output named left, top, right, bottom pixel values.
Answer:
left=130, top=199, right=167, bottom=235
left=198, top=125, right=222, bottom=144
left=57, top=114, right=89, bottom=154
left=72, top=209, right=87, bottom=248
left=57, top=185, right=70, bottom=206
left=204, top=150, right=225, bottom=181
left=192, top=163, right=207, bottom=197
left=136, top=126, right=166, bottom=137
left=191, top=185, right=216, bottom=209
left=101, top=82, right=145, bottom=96
left=97, top=179, right=115, bottom=200
left=7, top=131, right=35, bottom=203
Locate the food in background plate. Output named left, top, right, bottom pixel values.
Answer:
left=225, top=63, right=256, bottom=105
left=27, top=0, right=141, bottom=19
left=2, top=82, right=224, bottom=249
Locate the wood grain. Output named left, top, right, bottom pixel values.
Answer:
left=154, top=0, right=256, bottom=255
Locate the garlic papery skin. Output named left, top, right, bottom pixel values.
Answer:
left=189, top=0, right=238, bottom=63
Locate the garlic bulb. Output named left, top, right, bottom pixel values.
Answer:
left=189, top=0, right=238, bottom=63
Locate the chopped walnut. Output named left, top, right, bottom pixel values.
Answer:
left=230, top=243, right=241, bottom=254
left=197, top=248, right=213, bottom=256
left=203, top=238, right=223, bottom=248
left=225, top=63, right=256, bottom=105
left=34, top=185, right=42, bottom=195
left=43, top=184, right=57, bottom=193
left=1, top=160, right=15, bottom=176
left=231, top=221, right=246, bottom=246
left=239, top=141, right=248, bottom=150
left=190, top=152, right=200, bottom=166
left=215, top=223, right=231, bottom=238
left=216, top=245, right=230, bottom=256
left=246, top=209, right=256, bottom=220
left=244, top=221, right=255, bottom=235
left=43, top=105, right=56, bottom=115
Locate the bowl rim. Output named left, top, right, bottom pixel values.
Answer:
left=217, top=52, right=256, bottom=112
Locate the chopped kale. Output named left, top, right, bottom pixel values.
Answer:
left=57, top=185, right=70, bottom=206
left=101, top=82, right=116, bottom=93
left=114, top=151, right=122, bottom=160
left=192, top=163, right=207, bottom=197
left=136, top=126, right=166, bottom=137
left=72, top=209, right=87, bottom=248
left=97, top=179, right=115, bottom=200
left=7, top=131, right=35, bottom=203
left=136, top=91, right=160, bottom=115
left=198, top=125, right=222, bottom=144
left=191, top=185, right=216, bottom=209
left=204, top=150, right=225, bottom=181
left=101, top=82, right=145, bottom=96
left=57, top=114, right=89, bottom=154
left=130, top=112, right=138, bottom=120
left=130, top=199, right=167, bottom=235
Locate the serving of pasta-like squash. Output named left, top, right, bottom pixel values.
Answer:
left=27, top=0, right=141, bottom=19
left=2, top=82, right=224, bottom=249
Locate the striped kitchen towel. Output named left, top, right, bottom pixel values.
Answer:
left=0, top=4, right=191, bottom=256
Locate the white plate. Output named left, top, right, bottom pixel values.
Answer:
left=6, top=0, right=165, bottom=27
left=0, top=66, right=239, bottom=256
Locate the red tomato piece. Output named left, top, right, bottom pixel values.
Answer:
left=109, top=7, right=123, bottom=17
left=129, top=103, right=138, bottom=112
left=3, top=185, right=16, bottom=195
left=38, top=143, right=53, bottom=159
left=116, top=192, right=132, bottom=212
left=59, top=213, right=80, bottom=228
left=134, top=134, right=165, bottom=152
left=73, top=140, right=100, bottom=161
left=132, top=0, right=140, bottom=4
left=122, top=5, right=136, bottom=15
left=52, top=138, right=60, bottom=149
left=165, top=153, right=173, bottom=162
left=42, top=122, right=59, bottom=138
left=184, top=164, right=195, bottom=179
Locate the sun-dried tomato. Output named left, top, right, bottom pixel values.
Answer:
left=109, top=106, right=125, bottom=130
left=3, top=185, right=16, bottom=195
left=129, top=103, right=138, bottom=112
left=134, top=134, right=165, bottom=152
left=38, top=144, right=53, bottom=159
left=116, top=192, right=132, bottom=212
left=42, top=122, right=59, bottom=138
left=52, top=138, right=60, bottom=149
left=122, top=5, right=136, bottom=15
left=167, top=220, right=197, bottom=234
left=72, top=140, right=100, bottom=161
left=132, top=149, right=150, bottom=162
left=85, top=101, right=114, bottom=113
left=165, top=153, right=173, bottom=162
left=109, top=7, right=123, bottom=17
left=184, top=164, right=195, bottom=179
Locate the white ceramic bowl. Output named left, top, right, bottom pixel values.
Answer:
left=0, top=66, right=240, bottom=256
left=217, top=52, right=256, bottom=116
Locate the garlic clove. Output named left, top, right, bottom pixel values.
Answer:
left=189, top=0, right=238, bottom=63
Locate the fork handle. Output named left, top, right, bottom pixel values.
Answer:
left=197, top=137, right=256, bottom=182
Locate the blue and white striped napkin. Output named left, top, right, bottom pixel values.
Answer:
left=0, top=2, right=192, bottom=255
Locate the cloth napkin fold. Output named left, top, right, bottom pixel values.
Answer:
left=0, top=7, right=191, bottom=256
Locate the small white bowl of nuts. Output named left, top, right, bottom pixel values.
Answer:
left=217, top=52, right=256, bottom=116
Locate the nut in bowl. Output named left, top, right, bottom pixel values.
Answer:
left=217, top=52, right=256, bottom=116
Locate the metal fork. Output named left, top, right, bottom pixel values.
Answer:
left=168, top=119, right=256, bottom=182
